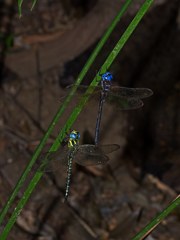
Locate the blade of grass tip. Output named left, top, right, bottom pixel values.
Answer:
left=31, top=0, right=38, bottom=11
left=132, top=195, right=180, bottom=240
left=0, top=0, right=133, bottom=227
left=1, top=0, right=154, bottom=237
left=18, top=0, right=23, bottom=17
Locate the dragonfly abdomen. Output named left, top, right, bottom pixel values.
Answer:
left=64, top=147, right=77, bottom=201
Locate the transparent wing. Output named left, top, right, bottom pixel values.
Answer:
left=66, top=84, right=100, bottom=91
left=74, top=144, right=109, bottom=166
left=66, top=85, right=153, bottom=99
left=96, top=144, right=120, bottom=154
left=107, top=96, right=144, bottom=110
left=65, top=85, right=153, bottom=110
left=65, top=84, right=100, bottom=96
left=109, top=86, right=153, bottom=99
left=67, top=85, right=102, bottom=100
left=74, top=144, right=120, bottom=166
left=60, top=85, right=101, bottom=103
left=36, top=146, right=70, bottom=172
left=107, top=87, right=153, bottom=110
left=36, top=143, right=120, bottom=168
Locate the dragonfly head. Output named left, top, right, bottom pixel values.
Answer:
left=68, top=130, right=80, bottom=147
left=101, top=72, right=113, bottom=82
left=101, top=72, right=113, bottom=91
left=69, top=130, right=80, bottom=140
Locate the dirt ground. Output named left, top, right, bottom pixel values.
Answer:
left=0, top=0, right=180, bottom=239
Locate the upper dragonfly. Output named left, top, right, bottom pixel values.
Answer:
left=38, top=130, right=120, bottom=201
left=89, top=72, right=153, bottom=145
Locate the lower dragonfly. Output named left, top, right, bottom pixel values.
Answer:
left=92, top=72, right=153, bottom=145
left=38, top=130, right=120, bottom=201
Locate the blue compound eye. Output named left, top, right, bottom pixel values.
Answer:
left=70, top=131, right=80, bottom=140
left=102, top=72, right=113, bottom=81
left=70, top=133, right=76, bottom=139
left=77, top=132, right=80, bottom=139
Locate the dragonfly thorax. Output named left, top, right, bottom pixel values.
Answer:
left=101, top=79, right=112, bottom=92
left=68, top=130, right=80, bottom=148
left=101, top=72, right=113, bottom=92
left=68, top=139, right=79, bottom=148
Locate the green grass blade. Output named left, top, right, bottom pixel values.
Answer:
left=18, top=0, right=23, bottom=17
left=132, top=195, right=180, bottom=240
left=0, top=173, right=43, bottom=239
left=0, top=0, right=133, bottom=227
left=31, top=0, right=38, bottom=11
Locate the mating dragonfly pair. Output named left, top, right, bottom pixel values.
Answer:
left=39, top=72, right=153, bottom=201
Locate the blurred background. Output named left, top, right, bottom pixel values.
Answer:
left=0, top=0, right=179, bottom=239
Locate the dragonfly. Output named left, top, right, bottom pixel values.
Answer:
left=38, top=130, right=120, bottom=201
left=86, top=72, right=153, bottom=145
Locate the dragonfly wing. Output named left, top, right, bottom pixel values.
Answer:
left=110, top=86, right=153, bottom=99
left=66, top=85, right=101, bottom=96
left=74, top=144, right=109, bottom=166
left=97, top=144, right=120, bottom=154
left=36, top=146, right=69, bottom=172
left=107, top=95, right=144, bottom=110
